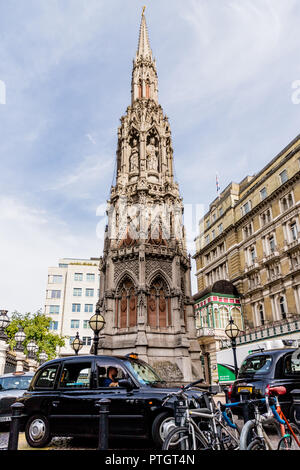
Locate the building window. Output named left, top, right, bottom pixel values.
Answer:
left=49, top=275, right=63, bottom=284
left=279, top=169, right=288, bottom=184
left=72, top=303, right=81, bottom=313
left=49, top=321, right=58, bottom=331
left=83, top=320, right=90, bottom=329
left=218, top=223, right=223, bottom=234
left=205, top=235, right=210, bottom=245
left=289, top=222, right=298, bottom=242
left=84, top=304, right=93, bottom=313
left=74, top=273, right=83, bottom=281
left=279, top=296, right=287, bottom=320
left=260, top=209, right=272, bottom=227
left=242, top=201, right=251, bottom=216
left=86, top=273, right=95, bottom=282
left=49, top=305, right=60, bottom=314
left=219, top=207, right=223, bottom=217
left=258, top=304, right=265, bottom=326
left=51, top=290, right=61, bottom=299
left=268, top=235, right=276, bottom=254
left=212, top=213, right=216, bottom=222
left=260, top=187, right=267, bottom=200
left=73, top=288, right=82, bottom=297
left=82, top=337, right=92, bottom=346
left=281, top=193, right=294, bottom=212
left=206, top=220, right=210, bottom=229
left=212, top=230, right=215, bottom=239
left=86, top=289, right=94, bottom=297
left=71, top=320, right=80, bottom=329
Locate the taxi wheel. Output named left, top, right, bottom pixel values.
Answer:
left=152, top=411, right=175, bottom=448
left=25, top=414, right=51, bottom=448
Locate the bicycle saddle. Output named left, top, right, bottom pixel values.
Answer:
left=268, top=386, right=286, bottom=395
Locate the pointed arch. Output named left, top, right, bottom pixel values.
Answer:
left=147, top=273, right=172, bottom=328
left=115, top=273, right=138, bottom=328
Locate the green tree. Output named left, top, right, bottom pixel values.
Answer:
left=5, top=310, right=66, bottom=360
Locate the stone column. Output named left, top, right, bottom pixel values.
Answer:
left=0, top=340, right=9, bottom=375
left=15, top=351, right=26, bottom=372
left=27, top=358, right=39, bottom=372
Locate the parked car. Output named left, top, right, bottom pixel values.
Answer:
left=227, top=348, right=300, bottom=421
left=17, top=354, right=207, bottom=448
left=0, top=372, right=34, bottom=425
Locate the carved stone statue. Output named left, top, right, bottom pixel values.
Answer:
left=130, top=139, right=139, bottom=172
left=146, top=137, right=158, bottom=171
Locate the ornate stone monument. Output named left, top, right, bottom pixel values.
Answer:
left=97, top=10, right=202, bottom=383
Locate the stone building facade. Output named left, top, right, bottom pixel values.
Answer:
left=194, top=134, right=300, bottom=381
left=97, top=12, right=202, bottom=383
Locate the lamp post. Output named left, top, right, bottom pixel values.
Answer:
left=72, top=332, right=83, bottom=356
left=14, top=327, right=26, bottom=352
left=89, top=308, right=106, bottom=356
left=0, top=310, right=10, bottom=341
left=39, top=351, right=48, bottom=365
left=27, top=340, right=38, bottom=359
left=225, top=317, right=240, bottom=378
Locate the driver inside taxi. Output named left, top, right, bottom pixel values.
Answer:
left=103, top=366, right=119, bottom=387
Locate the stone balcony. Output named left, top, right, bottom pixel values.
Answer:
left=196, top=327, right=227, bottom=344
left=284, top=238, right=300, bottom=254
left=262, top=248, right=280, bottom=264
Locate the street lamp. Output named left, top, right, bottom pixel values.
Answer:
left=72, top=332, right=83, bottom=356
left=14, top=327, right=26, bottom=352
left=39, top=351, right=48, bottom=365
left=225, top=317, right=240, bottom=378
left=89, top=308, right=106, bottom=356
left=27, top=340, right=38, bottom=359
left=0, top=310, right=10, bottom=340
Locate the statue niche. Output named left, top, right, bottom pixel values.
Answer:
left=129, top=138, right=139, bottom=173
left=146, top=136, right=158, bottom=172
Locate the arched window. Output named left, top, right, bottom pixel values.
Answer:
left=279, top=296, right=287, bottom=320
left=115, top=278, right=137, bottom=328
left=258, top=304, right=265, bottom=326
left=147, top=277, right=171, bottom=328
left=138, top=80, right=142, bottom=99
left=146, top=79, right=150, bottom=99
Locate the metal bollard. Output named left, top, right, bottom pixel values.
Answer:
left=239, top=389, right=251, bottom=424
left=97, top=398, right=111, bottom=450
left=8, top=402, right=25, bottom=450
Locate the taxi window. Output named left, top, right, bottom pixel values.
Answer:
left=35, top=365, right=59, bottom=389
left=96, top=363, right=126, bottom=388
left=239, top=355, right=272, bottom=376
left=59, top=362, right=92, bottom=389
left=284, top=353, right=300, bottom=375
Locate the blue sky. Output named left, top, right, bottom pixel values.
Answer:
left=1, top=0, right=300, bottom=313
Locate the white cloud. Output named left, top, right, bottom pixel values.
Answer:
left=0, top=197, right=102, bottom=314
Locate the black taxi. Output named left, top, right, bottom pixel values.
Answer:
left=228, top=348, right=300, bottom=421
left=18, top=354, right=205, bottom=448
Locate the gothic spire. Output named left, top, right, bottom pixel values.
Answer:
left=136, top=7, right=153, bottom=61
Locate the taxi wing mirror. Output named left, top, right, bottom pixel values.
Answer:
left=118, top=379, right=134, bottom=392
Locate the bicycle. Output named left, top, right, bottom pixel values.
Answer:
left=161, top=381, right=240, bottom=450
left=267, top=386, right=300, bottom=450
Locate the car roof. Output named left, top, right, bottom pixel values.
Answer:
left=0, top=371, right=34, bottom=378
left=246, top=348, right=296, bottom=358
left=37, top=354, right=143, bottom=367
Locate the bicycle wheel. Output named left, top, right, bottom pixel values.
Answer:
left=278, top=423, right=300, bottom=450
left=247, top=438, right=267, bottom=450
left=162, top=426, right=208, bottom=450
left=240, top=419, right=281, bottom=450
